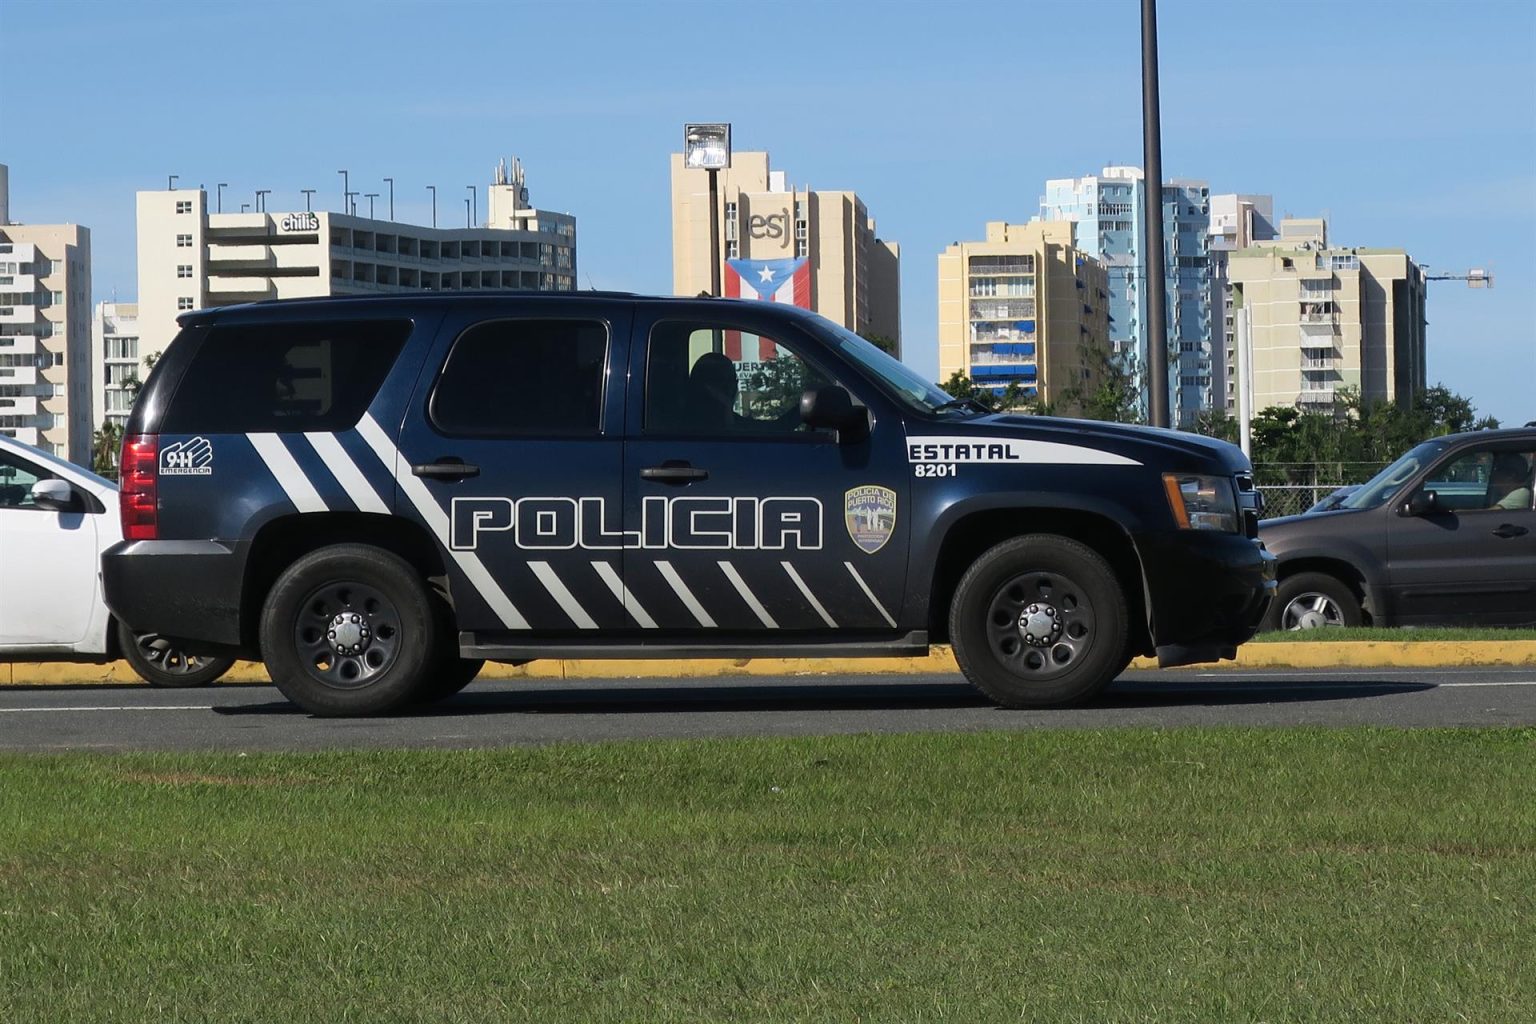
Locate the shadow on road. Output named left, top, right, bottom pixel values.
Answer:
left=210, top=677, right=1437, bottom=719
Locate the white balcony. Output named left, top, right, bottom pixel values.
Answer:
left=0, top=335, right=38, bottom=355
left=0, top=366, right=38, bottom=386
left=0, top=396, right=38, bottom=416
left=207, top=244, right=275, bottom=268
left=0, top=306, right=38, bottom=324
left=206, top=275, right=275, bottom=299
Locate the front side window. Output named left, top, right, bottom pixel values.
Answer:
left=644, top=321, right=831, bottom=437
left=1420, top=448, right=1536, bottom=513
left=430, top=319, right=607, bottom=437
left=0, top=451, right=54, bottom=511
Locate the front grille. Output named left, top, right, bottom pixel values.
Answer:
left=1235, top=472, right=1262, bottom=537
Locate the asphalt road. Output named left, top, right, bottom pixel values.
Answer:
left=1, top=666, right=1534, bottom=753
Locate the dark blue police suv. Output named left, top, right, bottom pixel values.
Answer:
left=104, top=294, right=1274, bottom=716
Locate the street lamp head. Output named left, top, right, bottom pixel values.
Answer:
left=683, top=123, right=732, bottom=170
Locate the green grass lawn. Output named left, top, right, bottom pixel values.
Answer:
left=1251, top=626, right=1536, bottom=642
left=3, top=730, right=1534, bottom=1023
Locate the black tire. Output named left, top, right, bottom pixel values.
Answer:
left=415, top=657, right=486, bottom=705
left=259, top=544, right=441, bottom=716
left=116, top=621, right=235, bottom=688
left=1262, top=572, right=1362, bottom=632
left=949, top=534, right=1129, bottom=709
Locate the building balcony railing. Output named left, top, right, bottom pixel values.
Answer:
left=1299, top=311, right=1338, bottom=324
left=1300, top=356, right=1336, bottom=370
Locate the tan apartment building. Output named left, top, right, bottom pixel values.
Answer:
left=0, top=164, right=94, bottom=463
left=937, top=220, right=1109, bottom=412
left=671, top=150, right=901, bottom=351
left=1226, top=217, right=1426, bottom=419
left=137, top=159, right=576, bottom=360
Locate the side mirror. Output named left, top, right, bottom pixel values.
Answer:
left=1399, top=489, right=1438, bottom=517
left=799, top=385, right=868, bottom=443
left=30, top=478, right=77, bottom=512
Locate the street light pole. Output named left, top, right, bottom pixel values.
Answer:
left=427, top=186, right=437, bottom=227
left=301, top=189, right=315, bottom=212
left=168, top=175, right=178, bottom=191
left=364, top=193, right=378, bottom=219
left=464, top=198, right=471, bottom=229
left=255, top=189, right=271, bottom=213
left=1141, top=0, right=1170, bottom=428
left=216, top=183, right=228, bottom=214
left=707, top=169, right=721, bottom=297
left=383, top=177, right=394, bottom=220
left=466, top=185, right=477, bottom=228
left=346, top=191, right=358, bottom=216
left=338, top=170, right=349, bottom=213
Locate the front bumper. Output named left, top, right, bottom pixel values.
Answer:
left=102, top=540, right=248, bottom=652
left=1136, top=530, right=1276, bottom=665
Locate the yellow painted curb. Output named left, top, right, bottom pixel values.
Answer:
left=4, top=641, right=1534, bottom=687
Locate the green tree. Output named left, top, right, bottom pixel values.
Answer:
left=91, top=421, right=124, bottom=478
left=1060, top=343, right=1141, bottom=423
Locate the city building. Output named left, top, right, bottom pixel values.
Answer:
left=937, top=220, right=1109, bottom=412
left=1226, top=217, right=1426, bottom=422
left=136, top=158, right=576, bottom=360
left=1038, top=167, right=1214, bottom=426
left=670, top=150, right=901, bottom=351
left=92, top=302, right=139, bottom=432
left=0, top=164, right=94, bottom=463
left=1208, top=194, right=1277, bottom=415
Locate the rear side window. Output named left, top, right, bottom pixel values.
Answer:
left=429, top=319, right=608, bottom=437
left=161, top=319, right=410, bottom=433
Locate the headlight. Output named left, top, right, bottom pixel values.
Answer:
left=1162, top=473, right=1238, bottom=532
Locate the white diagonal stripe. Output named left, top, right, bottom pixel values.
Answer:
left=528, top=561, right=598, bottom=630
left=719, top=561, right=778, bottom=628
left=782, top=561, right=837, bottom=628
left=304, top=432, right=389, bottom=513
left=356, top=414, right=530, bottom=630
left=654, top=560, right=717, bottom=628
left=592, top=560, right=657, bottom=629
left=844, top=561, right=897, bottom=628
left=247, top=433, right=326, bottom=512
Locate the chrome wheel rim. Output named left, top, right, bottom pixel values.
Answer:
left=985, top=570, right=1096, bottom=680
left=293, top=581, right=402, bottom=689
left=1281, top=592, right=1346, bottom=630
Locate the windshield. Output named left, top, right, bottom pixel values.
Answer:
left=1339, top=440, right=1449, bottom=511
left=806, top=319, right=970, bottom=415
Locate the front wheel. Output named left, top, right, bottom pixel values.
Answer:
left=260, top=544, right=442, bottom=716
left=116, top=621, right=235, bottom=688
left=949, top=535, right=1130, bottom=708
left=1262, top=572, right=1361, bottom=632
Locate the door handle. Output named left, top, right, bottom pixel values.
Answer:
left=411, top=459, right=480, bottom=480
left=641, top=462, right=709, bottom=484
left=1493, top=523, right=1529, bottom=539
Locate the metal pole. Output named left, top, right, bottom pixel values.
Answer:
left=301, top=189, right=315, bottom=212
left=256, top=189, right=271, bottom=213
left=427, top=186, right=437, bottom=227
left=216, top=183, right=228, bottom=213
left=464, top=198, right=471, bottom=229
left=1141, top=0, right=1170, bottom=428
left=707, top=167, right=721, bottom=297
left=467, top=185, right=477, bottom=228
left=168, top=175, right=178, bottom=191
left=365, top=193, right=378, bottom=219
left=384, top=178, right=394, bottom=220
left=338, top=170, right=349, bottom=213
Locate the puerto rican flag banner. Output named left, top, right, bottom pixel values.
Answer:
left=723, top=257, right=811, bottom=307
left=722, top=257, right=810, bottom=361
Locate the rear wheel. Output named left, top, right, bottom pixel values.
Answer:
left=260, top=544, right=441, bottom=716
left=1263, top=572, right=1361, bottom=632
left=116, top=621, right=235, bottom=688
left=949, top=535, right=1129, bottom=708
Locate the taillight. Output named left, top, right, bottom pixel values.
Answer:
left=120, top=434, right=159, bottom=541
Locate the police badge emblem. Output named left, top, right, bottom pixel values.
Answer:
left=845, top=485, right=897, bottom=554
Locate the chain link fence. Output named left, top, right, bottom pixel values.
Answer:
left=1254, top=463, right=1388, bottom=519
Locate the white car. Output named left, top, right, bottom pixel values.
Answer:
left=0, top=434, right=233, bottom=686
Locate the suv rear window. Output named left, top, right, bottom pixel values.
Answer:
left=429, top=318, right=608, bottom=437
left=161, top=320, right=411, bottom=433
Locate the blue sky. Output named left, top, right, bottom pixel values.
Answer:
left=4, top=0, right=1533, bottom=425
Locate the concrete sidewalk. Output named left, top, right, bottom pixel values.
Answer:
left=5, top=640, right=1535, bottom=686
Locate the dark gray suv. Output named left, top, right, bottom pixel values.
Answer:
left=1259, top=428, right=1536, bottom=630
